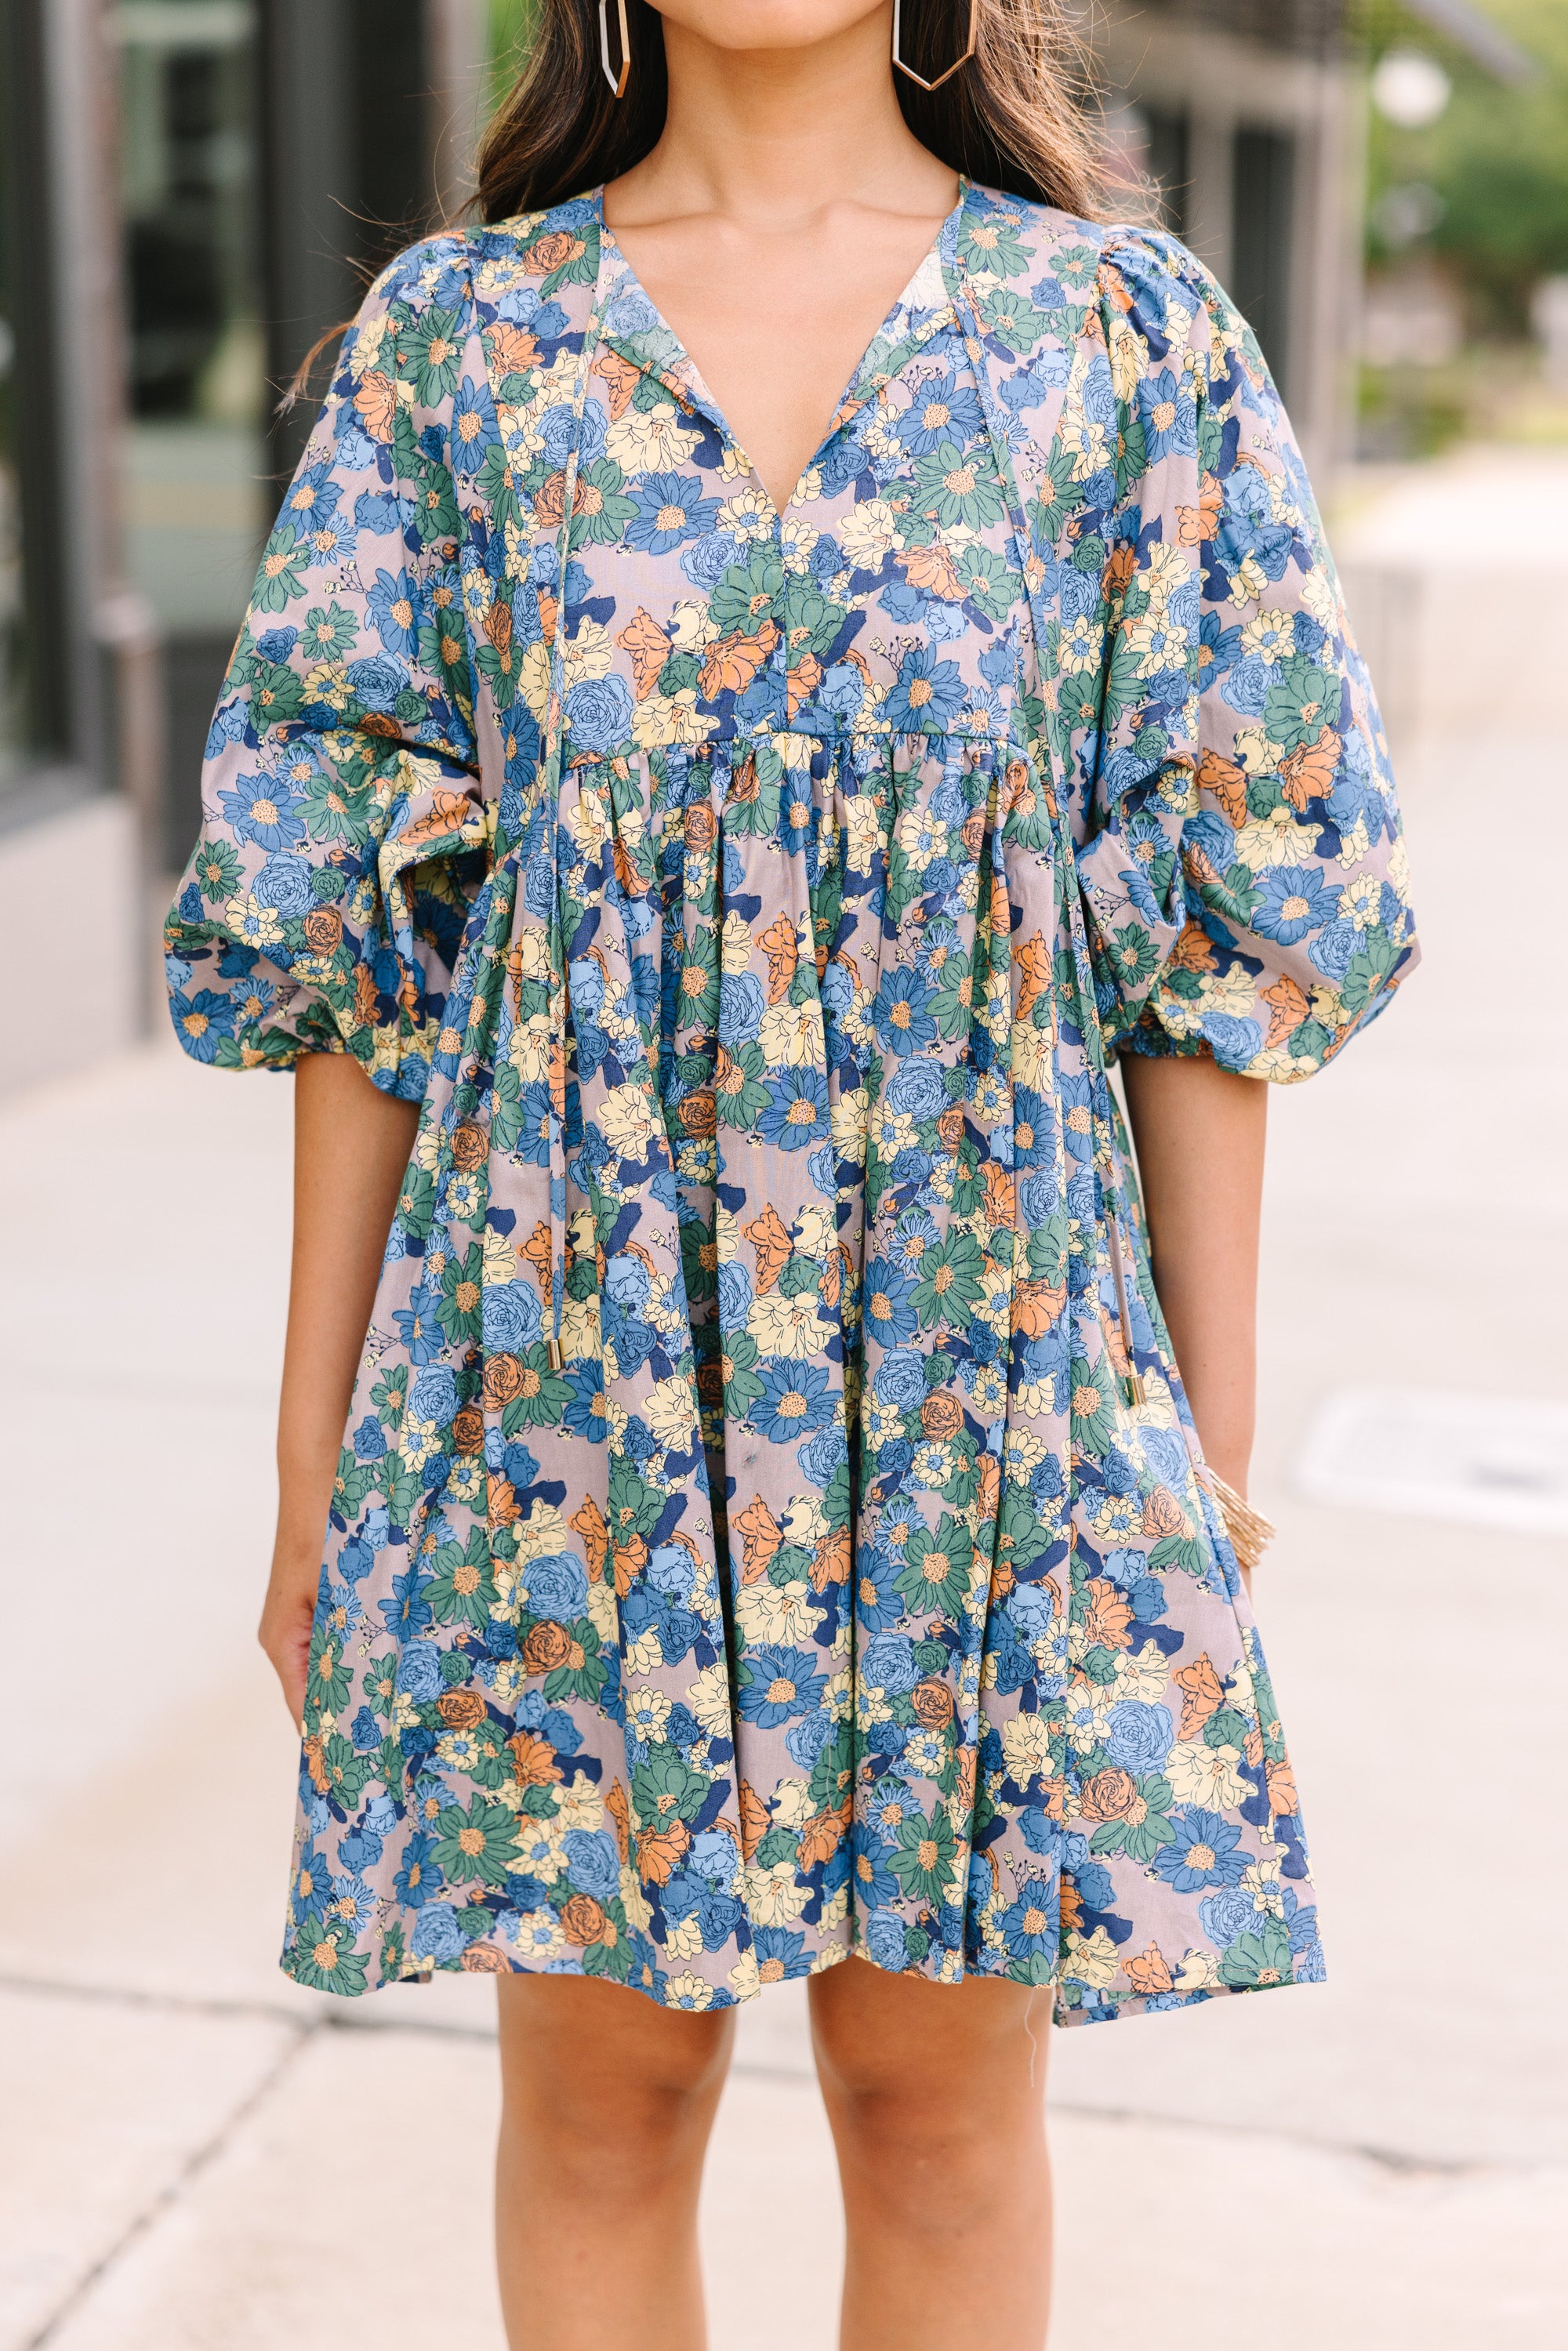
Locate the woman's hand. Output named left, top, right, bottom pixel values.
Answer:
left=265, top=1051, right=420, bottom=1725
left=260, top=1542, right=323, bottom=1731
left=1120, top=1051, right=1268, bottom=1576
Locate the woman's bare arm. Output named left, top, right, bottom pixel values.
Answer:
left=261, top=1053, right=419, bottom=1725
left=1120, top=1053, right=1267, bottom=1510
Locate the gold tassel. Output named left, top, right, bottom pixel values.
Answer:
left=1203, top=1470, right=1276, bottom=1572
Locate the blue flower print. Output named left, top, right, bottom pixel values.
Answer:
left=863, top=1255, right=918, bottom=1348
left=757, top=1067, right=829, bottom=1150
left=883, top=645, right=967, bottom=731
left=893, top=370, right=985, bottom=454
left=871, top=967, right=938, bottom=1058
left=392, top=1283, right=443, bottom=1364
left=1105, top=1701, right=1174, bottom=1774
left=449, top=375, right=499, bottom=476
left=564, top=673, right=633, bottom=756
left=626, top=471, right=720, bottom=554
left=1000, top=1876, right=1061, bottom=1960
left=394, top=1834, right=443, bottom=1911
left=411, top=1903, right=465, bottom=1961
left=853, top=1547, right=908, bottom=1634
left=753, top=1928, right=814, bottom=1982
left=169, top=987, right=235, bottom=1061
left=752, top=1359, right=834, bottom=1442
left=1154, top=1809, right=1250, bottom=1894
left=367, top=568, right=420, bottom=659
left=738, top=1645, right=828, bottom=1728
left=853, top=1834, right=902, bottom=1911
left=1250, top=863, right=1341, bottom=946
left=1134, top=365, right=1198, bottom=462
left=217, top=768, right=306, bottom=853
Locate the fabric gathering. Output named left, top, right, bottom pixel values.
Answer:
left=164, top=180, right=1417, bottom=2021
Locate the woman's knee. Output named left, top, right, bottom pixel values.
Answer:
left=497, top=1973, right=733, bottom=2189
left=811, top=1958, right=1047, bottom=2186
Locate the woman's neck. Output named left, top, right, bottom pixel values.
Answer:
left=608, top=6, right=954, bottom=232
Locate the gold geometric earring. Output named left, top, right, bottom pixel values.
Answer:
left=891, top=0, right=978, bottom=93
left=599, top=0, right=630, bottom=99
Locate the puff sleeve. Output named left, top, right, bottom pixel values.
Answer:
left=1068, top=230, right=1417, bottom=1080
left=163, top=234, right=494, bottom=1099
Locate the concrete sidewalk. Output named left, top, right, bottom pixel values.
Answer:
left=4, top=459, right=1565, bottom=2345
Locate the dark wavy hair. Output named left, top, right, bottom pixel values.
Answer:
left=475, top=2, right=1113, bottom=224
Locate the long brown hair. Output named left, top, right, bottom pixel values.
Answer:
left=475, top=2, right=1113, bottom=225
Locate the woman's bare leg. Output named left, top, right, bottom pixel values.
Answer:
left=809, top=1956, right=1053, bottom=2351
left=495, top=1972, right=735, bottom=2350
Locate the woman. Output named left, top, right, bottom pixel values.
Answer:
left=165, top=3, right=1417, bottom=2343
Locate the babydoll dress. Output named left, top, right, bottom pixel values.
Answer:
left=166, top=182, right=1417, bottom=2022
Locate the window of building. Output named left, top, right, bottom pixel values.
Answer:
left=1232, top=125, right=1297, bottom=403
left=113, top=0, right=267, bottom=862
left=0, top=101, right=24, bottom=796
left=1142, top=104, right=1192, bottom=241
left=1, top=0, right=67, bottom=804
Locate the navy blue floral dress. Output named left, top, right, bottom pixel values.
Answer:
left=165, top=183, right=1416, bottom=2019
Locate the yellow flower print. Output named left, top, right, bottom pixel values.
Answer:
left=769, top=1777, right=815, bottom=1830
left=519, top=637, right=552, bottom=720
left=511, top=1813, right=571, bottom=1885
left=514, top=1503, right=572, bottom=1567
left=223, top=890, right=284, bottom=949
left=507, top=1010, right=553, bottom=1082
left=687, top=1661, right=735, bottom=1740
left=1108, top=311, right=1149, bottom=401
left=746, top=1861, right=810, bottom=1927
left=1059, top=610, right=1103, bottom=673
left=625, top=1693, right=677, bottom=1749
left=758, top=997, right=820, bottom=1068
left=716, top=484, right=773, bottom=539
left=644, top=1374, right=698, bottom=1450
left=1166, top=1736, right=1249, bottom=1812
left=1234, top=807, right=1324, bottom=871
left=562, top=617, right=613, bottom=686
left=1062, top=1925, right=1121, bottom=1990
left=1240, top=604, right=1295, bottom=661
left=838, top=498, right=902, bottom=566
left=606, top=399, right=695, bottom=472
left=667, top=596, right=717, bottom=651
left=1110, top=1640, right=1174, bottom=1705
left=728, top=1950, right=762, bottom=2001
left=1000, top=1712, right=1054, bottom=1784
left=780, top=1493, right=829, bottom=1548
left=840, top=793, right=884, bottom=876
left=598, top=1080, right=659, bottom=1156
left=1122, top=609, right=1190, bottom=680
left=780, top=515, right=818, bottom=573
left=734, top=1576, right=818, bottom=1647
left=750, top=1285, right=822, bottom=1359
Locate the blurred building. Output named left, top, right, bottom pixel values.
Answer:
left=1, top=0, right=485, bottom=1092
left=1097, top=0, right=1359, bottom=484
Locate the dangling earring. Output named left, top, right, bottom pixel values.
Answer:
left=599, top=0, right=630, bottom=99
left=892, top=0, right=977, bottom=93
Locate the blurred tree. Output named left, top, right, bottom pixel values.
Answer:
left=489, top=0, right=539, bottom=109
left=1363, top=0, right=1568, bottom=333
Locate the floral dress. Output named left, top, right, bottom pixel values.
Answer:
left=165, top=182, right=1416, bottom=2022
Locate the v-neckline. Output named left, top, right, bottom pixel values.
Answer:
left=593, top=181, right=967, bottom=521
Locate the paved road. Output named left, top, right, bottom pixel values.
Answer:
left=4, top=450, right=1565, bottom=2347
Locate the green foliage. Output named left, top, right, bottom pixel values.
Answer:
left=488, top=0, right=540, bottom=111
left=1363, top=1, right=1568, bottom=332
